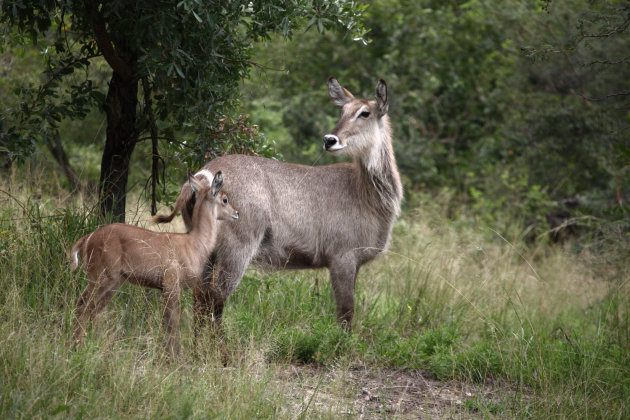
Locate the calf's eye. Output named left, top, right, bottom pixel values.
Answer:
left=360, top=111, right=370, bottom=118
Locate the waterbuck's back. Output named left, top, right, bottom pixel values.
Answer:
left=201, top=154, right=393, bottom=269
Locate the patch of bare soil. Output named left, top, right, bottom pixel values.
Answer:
left=276, top=365, right=524, bottom=418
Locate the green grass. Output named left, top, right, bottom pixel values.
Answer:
left=1, top=169, right=629, bottom=418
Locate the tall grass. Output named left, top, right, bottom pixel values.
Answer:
left=1, top=167, right=628, bottom=418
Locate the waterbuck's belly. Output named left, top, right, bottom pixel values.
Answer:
left=252, top=243, right=326, bottom=270
left=250, top=228, right=390, bottom=270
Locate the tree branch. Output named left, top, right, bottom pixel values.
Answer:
left=137, top=136, right=195, bottom=148
left=580, top=16, right=630, bottom=39
left=44, top=131, right=82, bottom=191
left=525, top=15, right=630, bottom=57
left=588, top=56, right=630, bottom=66
left=579, top=91, right=630, bottom=102
left=211, top=53, right=286, bottom=72
left=83, top=1, right=133, bottom=81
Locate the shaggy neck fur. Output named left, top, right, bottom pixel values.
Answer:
left=354, top=115, right=402, bottom=220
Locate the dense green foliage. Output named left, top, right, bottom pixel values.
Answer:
left=243, top=0, right=629, bottom=236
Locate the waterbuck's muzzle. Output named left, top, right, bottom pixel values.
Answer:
left=323, top=134, right=344, bottom=152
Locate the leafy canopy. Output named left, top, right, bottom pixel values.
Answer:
left=0, top=0, right=367, bottom=163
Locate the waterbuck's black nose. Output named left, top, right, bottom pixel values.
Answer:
left=323, top=134, right=339, bottom=150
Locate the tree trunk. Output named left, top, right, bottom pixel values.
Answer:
left=142, top=78, right=161, bottom=216
left=99, top=71, right=138, bottom=222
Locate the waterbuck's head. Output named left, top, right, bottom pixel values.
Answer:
left=323, top=78, right=389, bottom=157
left=188, top=170, right=239, bottom=221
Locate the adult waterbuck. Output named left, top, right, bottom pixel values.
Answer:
left=159, top=77, right=402, bottom=330
left=70, top=170, right=238, bottom=358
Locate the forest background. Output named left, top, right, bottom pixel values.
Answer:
left=0, top=0, right=629, bottom=418
left=2, top=0, right=629, bottom=235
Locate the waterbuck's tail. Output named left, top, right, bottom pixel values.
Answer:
left=70, top=236, right=87, bottom=270
left=153, top=209, right=178, bottom=224
left=153, top=182, right=195, bottom=231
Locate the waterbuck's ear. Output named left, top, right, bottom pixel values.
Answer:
left=188, top=168, right=202, bottom=194
left=328, top=77, right=354, bottom=107
left=375, top=79, right=388, bottom=116
left=211, top=171, right=223, bottom=197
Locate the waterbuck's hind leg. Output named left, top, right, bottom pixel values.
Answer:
left=329, top=258, right=359, bottom=329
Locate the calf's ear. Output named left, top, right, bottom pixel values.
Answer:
left=188, top=168, right=202, bottom=194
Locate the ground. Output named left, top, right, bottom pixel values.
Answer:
left=273, top=364, right=524, bottom=418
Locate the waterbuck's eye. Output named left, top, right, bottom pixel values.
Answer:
left=223, top=198, right=228, bottom=204
left=360, top=111, right=371, bottom=118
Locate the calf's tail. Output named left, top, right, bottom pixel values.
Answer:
left=70, top=236, right=87, bottom=270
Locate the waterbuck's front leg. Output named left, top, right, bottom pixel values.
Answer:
left=193, top=266, right=225, bottom=337
left=162, top=269, right=182, bottom=359
left=329, top=256, right=359, bottom=329
left=193, top=240, right=260, bottom=338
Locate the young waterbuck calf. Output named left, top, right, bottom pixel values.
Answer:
left=158, top=78, right=402, bottom=332
left=70, top=170, right=238, bottom=358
